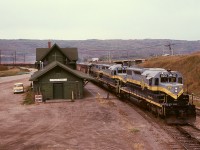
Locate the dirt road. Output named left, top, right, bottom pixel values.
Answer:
left=0, top=74, right=173, bottom=150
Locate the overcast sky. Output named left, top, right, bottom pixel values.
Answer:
left=0, top=0, right=199, bottom=40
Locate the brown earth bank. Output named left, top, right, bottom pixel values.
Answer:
left=0, top=66, right=30, bottom=77
left=0, top=75, right=175, bottom=150
left=140, top=51, right=200, bottom=97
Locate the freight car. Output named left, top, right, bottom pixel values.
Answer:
left=78, top=63, right=196, bottom=124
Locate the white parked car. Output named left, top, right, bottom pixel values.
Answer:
left=13, top=83, right=24, bottom=94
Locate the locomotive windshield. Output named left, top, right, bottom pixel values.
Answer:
left=117, top=68, right=126, bottom=73
left=168, top=76, right=176, bottom=82
left=160, top=73, right=177, bottom=83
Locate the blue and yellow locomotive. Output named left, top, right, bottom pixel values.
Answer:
left=78, top=63, right=196, bottom=124
left=121, top=67, right=195, bottom=124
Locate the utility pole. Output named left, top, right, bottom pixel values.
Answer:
left=12, top=53, right=14, bottom=64
left=162, top=46, right=164, bottom=55
left=107, top=51, right=109, bottom=62
left=0, top=49, right=1, bottom=65
left=14, top=51, right=16, bottom=64
left=109, top=51, right=111, bottom=63
left=165, top=42, right=175, bottom=56
left=24, top=53, right=25, bottom=64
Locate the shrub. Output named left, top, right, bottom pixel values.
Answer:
left=23, top=87, right=35, bottom=105
left=0, top=65, right=8, bottom=71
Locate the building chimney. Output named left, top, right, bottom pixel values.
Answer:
left=48, top=40, right=51, bottom=48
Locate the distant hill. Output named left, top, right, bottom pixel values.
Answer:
left=140, top=52, right=200, bottom=96
left=0, top=39, right=200, bottom=63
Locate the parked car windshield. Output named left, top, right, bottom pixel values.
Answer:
left=14, top=84, right=23, bottom=87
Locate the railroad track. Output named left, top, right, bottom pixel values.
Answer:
left=93, top=80, right=200, bottom=149
left=124, top=99, right=200, bottom=149
left=122, top=100, right=184, bottom=149
left=196, top=107, right=200, bottom=116
left=180, top=124, right=200, bottom=142
left=163, top=125, right=200, bottom=150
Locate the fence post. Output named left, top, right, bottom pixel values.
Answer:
left=71, top=91, right=74, bottom=102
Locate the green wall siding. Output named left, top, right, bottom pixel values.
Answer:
left=34, top=66, right=83, bottom=100
left=46, top=48, right=66, bottom=64
left=41, top=47, right=76, bottom=69
left=41, top=83, right=53, bottom=100
left=64, top=81, right=83, bottom=99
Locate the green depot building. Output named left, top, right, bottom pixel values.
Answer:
left=29, top=43, right=93, bottom=100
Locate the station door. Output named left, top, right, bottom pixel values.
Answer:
left=53, top=83, right=64, bottom=99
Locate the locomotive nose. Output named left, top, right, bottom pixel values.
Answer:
left=165, top=84, right=183, bottom=99
left=174, top=87, right=178, bottom=93
left=171, top=84, right=182, bottom=94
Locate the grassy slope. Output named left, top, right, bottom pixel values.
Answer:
left=140, top=51, right=200, bottom=96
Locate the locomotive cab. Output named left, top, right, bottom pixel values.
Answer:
left=107, top=64, right=126, bottom=75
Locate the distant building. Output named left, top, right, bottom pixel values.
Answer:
left=91, top=58, right=99, bottom=62
left=162, top=54, right=170, bottom=56
left=114, top=59, right=146, bottom=66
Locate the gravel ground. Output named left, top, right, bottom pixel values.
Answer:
left=0, top=74, right=175, bottom=150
